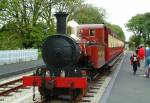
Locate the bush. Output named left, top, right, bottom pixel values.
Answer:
left=0, top=22, right=56, bottom=49
left=0, top=31, right=23, bottom=50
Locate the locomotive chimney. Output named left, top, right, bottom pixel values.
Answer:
left=55, top=12, right=68, bottom=34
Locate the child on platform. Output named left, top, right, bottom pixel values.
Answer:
left=130, top=52, right=139, bottom=75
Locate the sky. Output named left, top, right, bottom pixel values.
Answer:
left=85, top=0, right=150, bottom=41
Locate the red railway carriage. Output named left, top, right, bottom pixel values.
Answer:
left=78, top=24, right=106, bottom=69
left=104, top=28, right=124, bottom=63
left=23, top=12, right=124, bottom=100
left=75, top=24, right=124, bottom=68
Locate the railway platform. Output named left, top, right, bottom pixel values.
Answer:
left=0, top=59, right=45, bottom=79
left=102, top=51, right=150, bottom=103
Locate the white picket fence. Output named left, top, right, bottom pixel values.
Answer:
left=0, top=49, right=38, bottom=65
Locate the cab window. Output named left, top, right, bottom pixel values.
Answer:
left=89, top=29, right=95, bottom=36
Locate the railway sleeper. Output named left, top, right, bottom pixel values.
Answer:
left=84, top=94, right=94, bottom=97
left=81, top=97, right=92, bottom=102
left=88, top=90, right=97, bottom=94
left=93, top=83, right=104, bottom=87
left=90, top=87, right=100, bottom=90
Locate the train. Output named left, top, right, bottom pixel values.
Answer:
left=23, top=12, right=124, bottom=100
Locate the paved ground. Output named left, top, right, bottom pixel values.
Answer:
left=0, top=59, right=45, bottom=79
left=107, top=51, right=150, bottom=103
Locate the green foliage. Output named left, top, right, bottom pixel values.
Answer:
left=69, top=4, right=106, bottom=24
left=0, top=0, right=83, bottom=49
left=23, top=22, right=55, bottom=48
left=54, top=0, right=84, bottom=13
left=0, top=31, right=23, bottom=50
left=126, top=14, right=144, bottom=35
left=0, top=21, right=55, bottom=49
left=106, top=23, right=125, bottom=41
left=126, top=12, right=150, bottom=44
left=129, top=35, right=144, bottom=48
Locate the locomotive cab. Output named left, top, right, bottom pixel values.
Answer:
left=77, top=24, right=106, bottom=69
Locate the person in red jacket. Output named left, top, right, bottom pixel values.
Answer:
left=138, top=46, right=145, bottom=70
left=138, top=46, right=145, bottom=60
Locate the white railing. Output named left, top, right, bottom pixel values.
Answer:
left=0, top=49, right=38, bottom=65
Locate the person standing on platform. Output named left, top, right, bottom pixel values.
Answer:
left=135, top=47, right=140, bottom=67
left=137, top=46, right=145, bottom=70
left=130, top=52, right=139, bottom=75
left=144, top=47, right=150, bottom=78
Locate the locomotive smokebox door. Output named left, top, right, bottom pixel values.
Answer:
left=42, top=35, right=80, bottom=70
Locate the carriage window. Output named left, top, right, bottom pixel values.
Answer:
left=89, top=29, right=95, bottom=36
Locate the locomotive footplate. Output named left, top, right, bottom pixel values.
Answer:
left=23, top=76, right=87, bottom=89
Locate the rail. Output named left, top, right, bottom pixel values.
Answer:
left=0, top=78, right=23, bottom=96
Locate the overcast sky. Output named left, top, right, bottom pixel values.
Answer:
left=85, top=0, right=150, bottom=41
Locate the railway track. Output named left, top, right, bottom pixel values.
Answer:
left=0, top=75, right=32, bottom=103
left=0, top=65, right=46, bottom=103
left=0, top=78, right=23, bottom=96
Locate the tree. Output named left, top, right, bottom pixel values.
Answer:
left=0, top=0, right=84, bottom=49
left=126, top=12, right=150, bottom=44
left=129, top=35, right=143, bottom=49
left=69, top=4, right=106, bottom=24
left=54, top=0, right=84, bottom=13
left=0, top=0, right=48, bottom=48
left=41, top=0, right=84, bottom=33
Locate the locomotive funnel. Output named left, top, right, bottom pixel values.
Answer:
left=55, top=12, right=68, bottom=34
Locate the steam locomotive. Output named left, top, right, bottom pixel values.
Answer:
left=23, top=12, right=124, bottom=100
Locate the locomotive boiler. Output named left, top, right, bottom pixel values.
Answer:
left=23, top=12, right=124, bottom=100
